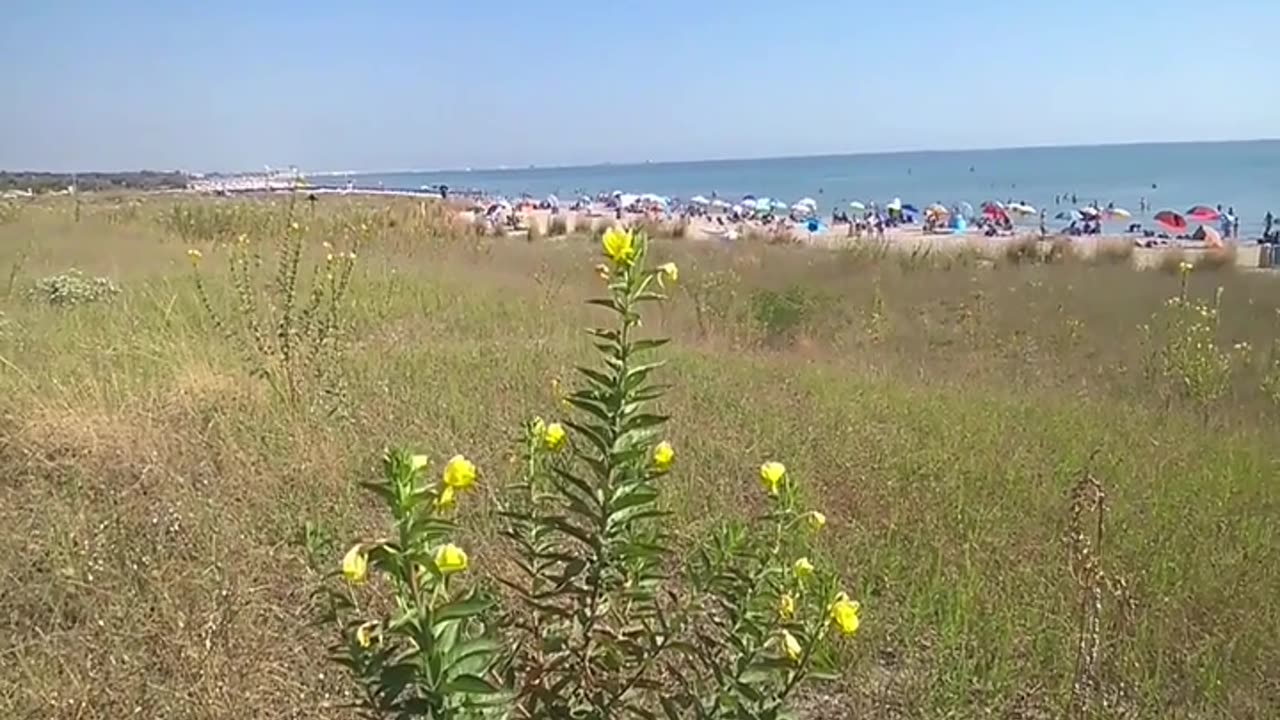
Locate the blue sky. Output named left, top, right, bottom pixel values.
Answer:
left=2, top=0, right=1276, bottom=172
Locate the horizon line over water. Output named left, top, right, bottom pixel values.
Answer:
left=314, top=140, right=1279, bottom=237
left=309, top=138, right=1280, bottom=177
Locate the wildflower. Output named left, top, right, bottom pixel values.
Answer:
left=355, top=621, right=379, bottom=648
left=829, top=593, right=861, bottom=636
left=326, top=253, right=335, bottom=263
left=806, top=511, right=827, bottom=531
left=410, top=454, right=429, bottom=472
left=543, top=422, right=567, bottom=451
left=187, top=248, right=203, bottom=266
left=658, top=262, right=679, bottom=286
left=601, top=227, right=636, bottom=266
left=595, top=263, right=612, bottom=281
left=1178, top=260, right=1193, bottom=275
left=434, top=543, right=469, bottom=575
left=652, top=441, right=675, bottom=471
left=779, top=629, right=803, bottom=662
left=793, top=557, right=815, bottom=579
left=442, top=455, right=477, bottom=491
left=778, top=592, right=796, bottom=620
left=347, top=251, right=357, bottom=261
left=342, top=544, right=368, bottom=584
left=760, top=461, right=787, bottom=495
left=435, top=486, right=457, bottom=512
left=322, top=241, right=333, bottom=250
left=290, top=221, right=301, bottom=232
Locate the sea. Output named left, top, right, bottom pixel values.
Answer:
left=312, top=141, right=1279, bottom=237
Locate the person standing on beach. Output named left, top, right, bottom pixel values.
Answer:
left=1265, top=211, right=1274, bottom=240
left=1039, top=210, right=1047, bottom=239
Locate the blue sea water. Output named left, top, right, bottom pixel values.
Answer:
left=316, top=141, right=1279, bottom=236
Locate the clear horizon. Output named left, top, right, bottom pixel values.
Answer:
left=4, top=1, right=1277, bottom=173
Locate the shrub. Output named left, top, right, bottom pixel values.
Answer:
left=1193, top=246, right=1237, bottom=272
left=546, top=214, right=568, bottom=237
left=1155, top=250, right=1188, bottom=275
left=751, top=285, right=816, bottom=344
left=1002, top=236, right=1042, bottom=265
left=26, top=269, right=121, bottom=306
left=190, top=217, right=358, bottom=409
left=1091, top=240, right=1135, bottom=266
left=328, top=228, right=861, bottom=719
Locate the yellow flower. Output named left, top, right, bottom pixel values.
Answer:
left=652, top=441, right=675, bottom=471
left=806, top=511, right=827, bottom=531
left=186, top=248, right=203, bottom=265
left=829, top=593, right=861, bottom=636
left=410, top=454, right=429, bottom=472
left=326, top=252, right=335, bottom=263
left=658, top=262, right=679, bottom=285
left=1178, top=260, right=1194, bottom=275
left=435, top=486, right=457, bottom=512
left=342, top=544, right=368, bottom=584
left=543, top=422, right=567, bottom=451
left=778, top=592, right=796, bottom=620
left=442, top=455, right=477, bottom=491
left=760, top=461, right=787, bottom=495
left=434, top=543, right=469, bottom=575
left=601, top=227, right=636, bottom=266
left=779, top=629, right=803, bottom=662
left=355, top=621, right=379, bottom=648
left=793, top=557, right=814, bottom=579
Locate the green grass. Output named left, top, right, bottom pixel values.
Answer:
left=1, top=195, right=1278, bottom=719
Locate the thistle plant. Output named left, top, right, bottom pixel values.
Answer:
left=330, top=450, right=504, bottom=718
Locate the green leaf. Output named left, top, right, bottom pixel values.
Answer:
left=445, top=637, right=501, bottom=668
left=440, top=673, right=500, bottom=695
left=620, top=413, right=668, bottom=433
left=432, top=592, right=496, bottom=625
left=575, top=365, right=615, bottom=390
left=565, top=396, right=611, bottom=424
left=631, top=338, right=670, bottom=353
left=586, top=298, right=624, bottom=313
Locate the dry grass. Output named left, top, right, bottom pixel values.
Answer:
left=1, top=194, right=1279, bottom=719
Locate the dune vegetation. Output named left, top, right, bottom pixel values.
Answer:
left=1, top=194, right=1277, bottom=719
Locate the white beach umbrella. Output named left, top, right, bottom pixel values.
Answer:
left=791, top=202, right=814, bottom=215
left=741, top=198, right=759, bottom=209
left=1109, top=207, right=1132, bottom=218
left=849, top=201, right=866, bottom=210
left=796, top=197, right=818, bottom=209
left=690, top=195, right=710, bottom=205
left=771, top=199, right=790, bottom=210
left=731, top=204, right=745, bottom=214
left=887, top=197, right=903, bottom=211
left=710, top=198, right=732, bottom=208
left=1078, top=206, right=1101, bottom=217
left=618, top=193, right=640, bottom=208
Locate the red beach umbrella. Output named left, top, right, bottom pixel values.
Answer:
left=1186, top=205, right=1220, bottom=221
left=1154, top=210, right=1187, bottom=232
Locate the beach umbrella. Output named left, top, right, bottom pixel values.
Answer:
left=1186, top=205, right=1219, bottom=220
left=1108, top=207, right=1131, bottom=218
left=690, top=195, right=710, bottom=205
left=796, top=197, right=818, bottom=209
left=741, top=198, right=758, bottom=209
left=902, top=203, right=920, bottom=214
left=958, top=201, right=975, bottom=219
left=710, top=198, right=731, bottom=209
left=1154, top=210, right=1187, bottom=232
left=849, top=201, right=866, bottom=210
left=1009, top=203, right=1037, bottom=215
left=1054, top=210, right=1080, bottom=221
left=731, top=204, right=744, bottom=214
left=887, top=197, right=903, bottom=211
left=791, top=202, right=813, bottom=215
left=1078, top=206, right=1101, bottom=217
left=771, top=199, right=790, bottom=211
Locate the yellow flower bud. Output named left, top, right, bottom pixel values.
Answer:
left=410, top=454, right=429, bottom=472
left=658, top=262, right=678, bottom=285
left=186, top=248, right=203, bottom=266
left=434, top=543, right=469, bottom=575
left=595, top=263, right=612, bottom=281
left=760, top=461, right=787, bottom=495
left=435, top=486, right=457, bottom=512
left=793, top=557, right=814, bottom=579
left=652, top=441, right=675, bottom=471
left=342, top=544, right=368, bottom=584
left=829, top=592, right=861, bottom=636
left=778, top=592, right=796, bottom=620
left=442, top=455, right=477, bottom=491
left=806, top=511, right=826, bottom=531
left=355, top=620, right=378, bottom=648
left=543, top=422, right=567, bottom=451
left=779, top=629, right=802, bottom=662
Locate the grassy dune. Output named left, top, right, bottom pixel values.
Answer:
left=1, top=195, right=1278, bottom=719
